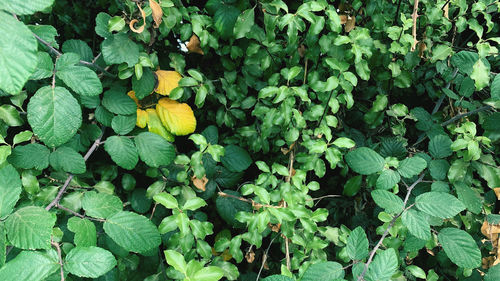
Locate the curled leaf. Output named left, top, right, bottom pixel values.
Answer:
left=146, top=108, right=174, bottom=141
left=155, top=70, right=182, bottom=96
left=156, top=98, right=196, bottom=136
left=130, top=3, right=146, bottom=33
left=186, top=34, right=204, bottom=55
left=149, top=0, right=163, bottom=28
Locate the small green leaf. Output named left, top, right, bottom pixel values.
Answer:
left=182, top=197, right=207, bottom=211
left=132, top=67, right=156, bottom=99
left=101, top=33, right=139, bottom=67
left=0, top=105, right=23, bottom=126
left=153, top=192, right=178, bottom=209
left=438, top=228, right=481, bottom=269
left=12, top=131, right=33, bottom=145
left=81, top=191, right=123, bottom=219
left=111, top=115, right=136, bottom=135
left=429, top=135, right=453, bottom=158
left=376, top=169, right=400, bottom=190
left=192, top=266, right=225, bottom=281
left=101, top=86, right=137, bottom=115
left=67, top=217, right=97, bottom=247
left=164, top=250, right=187, bottom=274
left=49, top=146, right=86, bottom=174
left=345, top=147, right=385, bottom=175
left=470, top=59, right=490, bottom=91
left=234, top=8, right=255, bottom=39
left=402, top=209, right=431, bottom=240
left=454, top=182, right=482, bottom=214
left=221, top=145, right=252, bottom=172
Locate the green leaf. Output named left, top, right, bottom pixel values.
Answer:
left=429, top=135, right=453, bottom=158
left=371, top=190, right=404, bottom=214
left=5, top=206, right=56, bottom=249
left=221, top=145, right=252, bottom=172
left=104, top=136, right=139, bottom=170
left=397, top=157, right=427, bottom=178
left=67, top=217, right=97, bottom=247
left=30, top=52, right=53, bottom=80
left=261, top=276, right=294, bottom=281
left=402, top=209, right=431, bottom=240
left=95, top=12, right=112, bottom=38
left=8, top=143, right=50, bottom=170
left=101, top=86, right=137, bottom=115
left=64, top=246, right=117, bottom=278
left=438, top=228, right=481, bottom=269
left=182, top=197, right=207, bottom=211
left=13, top=131, right=33, bottom=145
left=429, top=159, right=449, bottom=181
left=407, top=265, right=426, bottom=279
left=81, top=191, right=123, bottom=219
left=206, top=0, right=240, bottom=39
left=345, top=147, right=385, bottom=175
left=104, top=211, right=161, bottom=253
left=101, top=33, right=139, bottom=67
left=376, top=169, right=400, bottom=190
left=346, top=227, right=369, bottom=260
left=470, top=59, right=490, bottom=91
left=111, top=114, right=136, bottom=135
left=135, top=132, right=175, bottom=168
left=0, top=250, right=59, bottom=281
left=451, top=51, right=479, bottom=75
left=301, top=261, right=344, bottom=281
left=0, top=11, right=38, bottom=94
left=0, top=165, right=22, bottom=218
left=153, top=192, right=178, bottom=209
left=234, top=8, right=255, bottom=39
left=0, top=105, right=23, bottom=126
left=0, top=0, right=54, bottom=15
left=62, top=39, right=93, bottom=62
left=415, top=192, right=465, bottom=219
left=485, top=264, right=500, bottom=281
left=27, top=86, right=82, bottom=147
left=431, top=45, right=452, bottom=62
left=193, top=266, right=225, bottom=281
left=55, top=54, right=102, bottom=97
left=49, top=147, right=86, bottom=174
left=491, top=74, right=500, bottom=100
left=216, top=190, right=252, bottom=227
left=0, top=223, right=6, bottom=267
left=367, top=248, right=398, bottom=281
left=164, top=250, right=187, bottom=274
left=454, top=182, right=482, bottom=214
left=132, top=67, right=156, bottom=99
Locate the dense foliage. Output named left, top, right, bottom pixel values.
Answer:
left=0, top=0, right=500, bottom=280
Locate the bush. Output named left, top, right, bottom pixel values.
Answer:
left=0, top=0, right=499, bottom=280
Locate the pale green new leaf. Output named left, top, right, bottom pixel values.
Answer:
left=0, top=165, right=22, bottom=218
left=64, top=246, right=116, bottom=278
left=438, top=228, right=481, bottom=269
left=234, top=8, right=255, bottom=39
left=0, top=11, right=38, bottom=94
left=0, top=250, right=59, bottom=281
left=164, top=249, right=187, bottom=274
left=0, top=105, right=23, bottom=126
left=470, top=59, right=490, bottom=91
left=192, top=266, right=225, bottom=281
left=5, top=206, right=56, bottom=249
left=104, top=211, right=161, bottom=253
left=104, top=136, right=139, bottom=170
left=415, top=192, right=465, bottom=219
left=27, top=86, right=82, bottom=147
left=345, top=147, right=385, bottom=175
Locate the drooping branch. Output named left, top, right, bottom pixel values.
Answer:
left=357, top=173, right=425, bottom=281
left=46, top=129, right=106, bottom=211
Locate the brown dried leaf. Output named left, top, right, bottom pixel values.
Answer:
left=245, top=249, right=255, bottom=263
left=192, top=175, right=209, bottom=191
left=186, top=34, right=204, bottom=55
left=339, top=14, right=347, bottom=24
left=298, top=44, right=306, bottom=57
left=149, top=0, right=163, bottom=28
left=443, top=4, right=449, bottom=19
left=418, top=41, right=427, bottom=58
left=345, top=16, right=356, bottom=33
left=130, top=3, right=146, bottom=33
left=494, top=188, right=500, bottom=200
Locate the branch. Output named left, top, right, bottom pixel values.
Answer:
left=357, top=173, right=424, bottom=281
left=56, top=204, right=105, bottom=222
left=51, top=240, right=65, bottom=281
left=441, top=105, right=492, bottom=127
left=46, top=129, right=105, bottom=211
left=411, top=0, right=420, bottom=51
left=217, top=191, right=283, bottom=209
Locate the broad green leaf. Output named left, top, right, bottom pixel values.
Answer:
left=30, top=52, right=53, bottom=80
left=5, top=206, right=56, bottom=249
left=415, top=192, right=465, bottom=219
left=371, top=190, right=404, bottom=214
left=451, top=51, right=479, bottom=75
left=101, top=33, right=139, bottom=67
left=454, top=182, right=481, bottom=214
left=0, top=105, right=23, bottom=126
left=470, top=59, right=490, bottom=91
left=111, top=114, right=136, bottom=135
left=0, top=11, right=38, bottom=94
left=429, top=159, right=449, bottom=181
left=345, top=147, right=385, bottom=175
left=8, top=143, right=49, bottom=170
left=56, top=54, right=102, bottom=97
left=261, top=276, right=294, bottom=281
left=234, top=8, right=255, bottom=39
left=0, top=0, right=54, bottom=15
left=301, top=261, right=344, bottom=281
left=153, top=192, right=178, bottom=209
left=216, top=190, right=252, bottom=227
left=104, top=211, right=161, bottom=253
left=104, top=136, right=139, bottom=170
left=193, top=266, right=225, bottom=281
left=182, top=197, right=207, bottom=211
left=485, top=264, right=500, bottom=281
left=428, top=135, right=453, bottom=158
left=206, top=0, right=240, bottom=39
left=397, top=157, right=427, bottom=178
left=431, top=45, right=452, bottom=62
left=67, top=217, right=97, bottom=247
left=0, top=250, right=59, bottom=281
left=132, top=67, right=156, bottom=99
left=0, top=222, right=5, bottom=267
left=491, top=74, right=500, bottom=100
left=101, top=86, right=137, bottom=115
left=376, top=169, right=400, bottom=190
left=332, top=137, right=355, bottom=148
left=407, top=265, right=426, bottom=279
left=95, top=12, right=112, bottom=38
left=64, top=246, right=116, bottom=278
left=0, top=165, right=22, bottom=218
left=438, top=228, right=481, bottom=269
left=49, top=146, right=86, bottom=174
left=346, top=227, right=369, bottom=260
left=27, top=86, right=82, bottom=147
left=164, top=249, right=187, bottom=274
left=221, top=145, right=252, bottom=172
left=367, top=248, right=398, bottom=281
left=62, top=39, right=93, bottom=62
left=402, top=209, right=431, bottom=240
left=81, top=191, right=123, bottom=219
left=343, top=175, right=362, bottom=196
left=135, top=132, right=175, bottom=167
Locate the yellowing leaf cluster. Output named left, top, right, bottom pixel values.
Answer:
left=128, top=69, right=196, bottom=141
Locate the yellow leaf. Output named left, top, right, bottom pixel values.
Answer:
left=149, top=0, right=163, bottom=28
left=146, top=108, right=174, bottom=141
left=136, top=109, right=148, bottom=128
left=127, top=91, right=141, bottom=107
left=155, top=70, right=182, bottom=96
left=186, top=34, right=204, bottom=55
left=130, top=3, right=146, bottom=33
left=156, top=98, right=196, bottom=136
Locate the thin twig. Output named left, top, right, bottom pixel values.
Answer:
left=411, top=0, right=420, bottom=51
left=56, top=204, right=106, bottom=222
left=441, top=105, right=492, bottom=126
left=218, top=192, right=284, bottom=209
left=46, top=128, right=105, bottom=211
left=393, top=0, right=403, bottom=24
left=256, top=235, right=279, bottom=281
left=51, top=240, right=65, bottom=281
left=357, top=173, right=424, bottom=281
left=283, top=148, right=295, bottom=271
